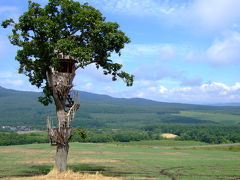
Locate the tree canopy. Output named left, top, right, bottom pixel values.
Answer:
left=2, top=0, right=133, bottom=105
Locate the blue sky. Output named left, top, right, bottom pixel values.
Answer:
left=0, top=0, right=240, bottom=104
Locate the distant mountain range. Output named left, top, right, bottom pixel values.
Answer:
left=210, top=103, right=240, bottom=106
left=0, top=86, right=239, bottom=128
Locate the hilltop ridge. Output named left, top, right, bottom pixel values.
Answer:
left=0, top=86, right=240, bottom=128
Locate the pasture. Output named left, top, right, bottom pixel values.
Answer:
left=0, top=141, right=240, bottom=179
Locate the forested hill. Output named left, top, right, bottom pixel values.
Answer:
left=0, top=86, right=240, bottom=129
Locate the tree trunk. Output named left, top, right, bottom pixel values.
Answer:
left=54, top=108, right=70, bottom=172
left=46, top=69, right=76, bottom=172
left=55, top=144, right=69, bottom=172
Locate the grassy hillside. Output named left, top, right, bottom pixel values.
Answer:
left=0, top=86, right=240, bottom=128
left=1, top=142, right=240, bottom=179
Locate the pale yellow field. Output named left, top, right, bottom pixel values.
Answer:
left=161, top=133, right=178, bottom=138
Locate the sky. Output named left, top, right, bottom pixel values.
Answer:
left=0, top=0, right=240, bottom=104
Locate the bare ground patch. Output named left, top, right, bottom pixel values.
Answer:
left=0, top=147, right=54, bottom=154
left=80, top=158, right=120, bottom=163
left=24, top=158, right=54, bottom=165
left=161, top=152, right=189, bottom=156
left=72, top=151, right=118, bottom=155
left=161, top=133, right=178, bottom=139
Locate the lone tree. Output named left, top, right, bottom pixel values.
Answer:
left=2, top=0, right=133, bottom=172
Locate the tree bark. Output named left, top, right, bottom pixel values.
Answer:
left=55, top=143, right=69, bottom=172
left=47, top=68, right=76, bottom=172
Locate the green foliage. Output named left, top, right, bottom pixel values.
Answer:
left=2, top=0, right=133, bottom=105
left=70, top=127, right=88, bottom=142
left=144, top=124, right=240, bottom=144
left=70, top=129, right=154, bottom=143
left=1, top=18, right=14, bottom=28
left=1, top=124, right=240, bottom=146
left=0, top=132, right=48, bottom=146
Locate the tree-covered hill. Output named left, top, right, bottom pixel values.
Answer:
left=0, top=86, right=239, bottom=129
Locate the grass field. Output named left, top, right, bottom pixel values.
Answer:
left=175, top=111, right=240, bottom=124
left=0, top=141, right=240, bottom=180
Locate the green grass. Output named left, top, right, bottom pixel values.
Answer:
left=110, top=139, right=208, bottom=147
left=188, top=145, right=240, bottom=152
left=175, top=111, right=240, bottom=124
left=0, top=141, right=240, bottom=179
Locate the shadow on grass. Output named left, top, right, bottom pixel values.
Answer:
left=1, top=164, right=112, bottom=178
left=69, top=164, right=107, bottom=173
left=0, top=165, right=53, bottom=179
left=70, top=164, right=137, bottom=178
left=2, top=163, right=140, bottom=179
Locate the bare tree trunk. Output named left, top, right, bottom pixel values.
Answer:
left=55, top=143, right=69, bottom=172
left=55, top=109, right=69, bottom=172
left=47, top=68, right=76, bottom=172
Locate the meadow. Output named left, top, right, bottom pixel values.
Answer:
left=0, top=140, right=240, bottom=180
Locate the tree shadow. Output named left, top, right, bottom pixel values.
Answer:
left=69, top=163, right=107, bottom=173
left=0, top=165, right=52, bottom=178
left=2, top=163, right=133, bottom=179
left=69, top=163, right=133, bottom=178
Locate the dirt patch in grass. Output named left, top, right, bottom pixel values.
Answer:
left=73, top=151, right=117, bottom=155
left=0, top=147, right=22, bottom=153
left=161, top=152, right=189, bottom=156
left=24, top=159, right=54, bottom=165
left=8, top=169, right=123, bottom=180
left=0, top=147, right=54, bottom=154
left=78, top=158, right=120, bottom=163
left=132, top=152, right=156, bottom=155
left=161, top=133, right=178, bottom=139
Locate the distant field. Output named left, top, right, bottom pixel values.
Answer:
left=0, top=141, right=240, bottom=179
left=175, top=111, right=240, bottom=124
left=110, top=139, right=208, bottom=147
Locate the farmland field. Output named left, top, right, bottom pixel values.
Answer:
left=174, top=111, right=240, bottom=124
left=0, top=141, right=240, bottom=179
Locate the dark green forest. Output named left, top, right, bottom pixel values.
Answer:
left=1, top=124, right=240, bottom=146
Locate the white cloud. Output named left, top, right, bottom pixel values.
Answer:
left=81, top=82, right=93, bottom=91
left=92, top=0, right=174, bottom=17
left=134, top=64, right=182, bottom=81
left=181, top=76, right=202, bottom=86
left=123, top=44, right=176, bottom=61
left=136, top=92, right=144, bottom=98
left=111, top=81, right=240, bottom=104
left=162, top=82, right=240, bottom=103
left=159, top=86, right=168, bottom=94
left=186, top=0, right=240, bottom=31
left=184, top=31, right=240, bottom=66
left=92, top=0, right=240, bottom=32
left=75, top=64, right=112, bottom=83
left=232, top=82, right=240, bottom=90
left=206, top=31, right=240, bottom=65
